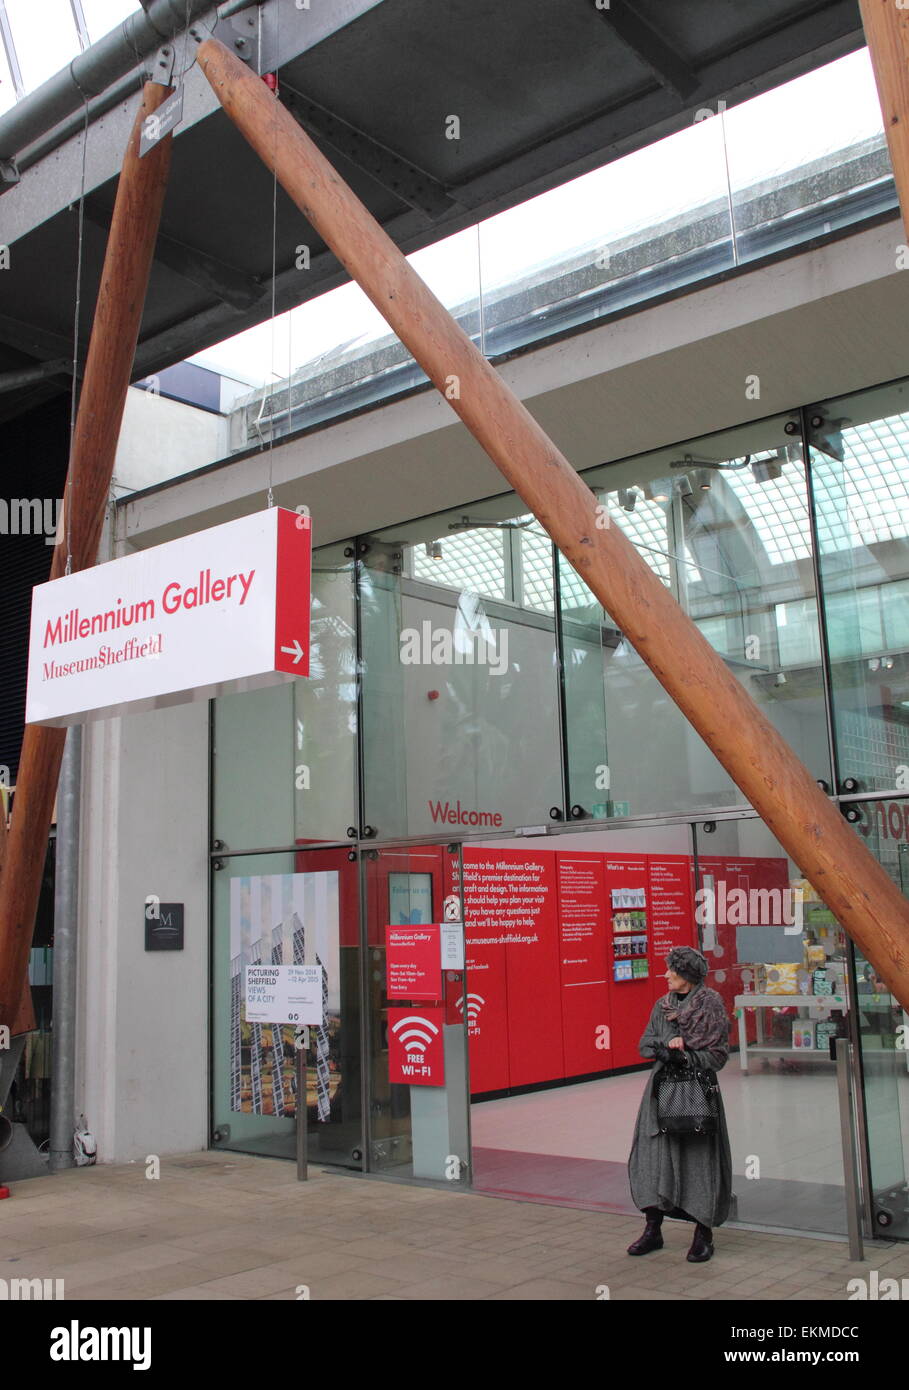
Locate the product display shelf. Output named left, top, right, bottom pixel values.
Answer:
left=734, top=992, right=847, bottom=1074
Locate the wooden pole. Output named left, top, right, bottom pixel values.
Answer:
left=199, top=37, right=909, bottom=1006
left=0, top=788, right=30, bottom=1035
left=0, top=83, right=174, bottom=1035
left=860, top=0, right=909, bottom=230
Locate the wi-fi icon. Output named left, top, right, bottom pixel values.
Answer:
left=391, top=1014, right=440, bottom=1052
left=455, top=993, right=485, bottom=1024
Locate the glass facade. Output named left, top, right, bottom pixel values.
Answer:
left=210, top=375, right=909, bottom=1238
left=561, top=413, right=831, bottom=818
left=808, top=380, right=909, bottom=796
left=360, top=503, right=563, bottom=840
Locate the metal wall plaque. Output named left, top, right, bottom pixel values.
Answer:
left=145, top=903, right=184, bottom=951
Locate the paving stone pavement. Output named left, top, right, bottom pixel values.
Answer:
left=1, top=1151, right=907, bottom=1301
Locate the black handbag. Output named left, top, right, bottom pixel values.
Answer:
left=655, top=1058, right=719, bottom=1135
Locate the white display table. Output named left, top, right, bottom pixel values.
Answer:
left=733, top=992, right=847, bottom=1074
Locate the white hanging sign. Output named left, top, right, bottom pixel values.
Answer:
left=139, top=87, right=184, bottom=156
left=26, top=508, right=311, bottom=727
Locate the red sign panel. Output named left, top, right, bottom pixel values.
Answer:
left=647, top=855, right=697, bottom=1004
left=273, top=508, right=312, bottom=677
left=557, top=853, right=611, bottom=1073
left=458, top=849, right=511, bottom=1093
left=605, top=854, right=653, bottom=1068
left=385, top=925, right=442, bottom=1000
left=387, top=1006, right=446, bottom=1087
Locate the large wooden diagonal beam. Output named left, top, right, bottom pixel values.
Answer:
left=0, top=83, right=174, bottom=1035
left=198, top=36, right=909, bottom=1007
left=860, top=0, right=909, bottom=228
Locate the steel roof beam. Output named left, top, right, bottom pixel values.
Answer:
left=0, top=310, right=82, bottom=360
left=595, top=0, right=700, bottom=101
left=280, top=83, right=459, bottom=224
left=0, top=358, right=72, bottom=393
left=82, top=197, right=266, bottom=310
left=0, top=0, right=216, bottom=162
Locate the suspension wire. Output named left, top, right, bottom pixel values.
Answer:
left=267, top=138, right=278, bottom=509
left=65, top=93, right=91, bottom=577
left=476, top=222, right=486, bottom=357
left=266, top=8, right=279, bottom=511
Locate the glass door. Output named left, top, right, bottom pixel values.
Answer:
left=211, top=845, right=363, bottom=1168
left=464, top=821, right=695, bottom=1212
left=807, top=378, right=909, bottom=1239
left=851, top=798, right=909, bottom=1237
left=807, top=381, right=909, bottom=799
left=692, top=815, right=852, bottom=1236
left=362, top=842, right=471, bottom=1185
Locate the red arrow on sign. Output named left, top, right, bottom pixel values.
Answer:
left=274, top=509, right=312, bottom=677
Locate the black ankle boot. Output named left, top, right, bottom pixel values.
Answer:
left=627, top=1210, right=664, bottom=1256
left=686, top=1222, right=714, bottom=1262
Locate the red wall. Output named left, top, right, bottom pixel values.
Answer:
left=459, top=847, right=703, bottom=1093
left=557, top=854, right=611, bottom=1076
left=298, top=840, right=787, bottom=1096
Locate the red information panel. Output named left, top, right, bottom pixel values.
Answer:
left=455, top=848, right=565, bottom=1093
left=557, top=853, right=611, bottom=1075
left=454, top=850, right=510, bottom=1094
left=605, top=854, right=653, bottom=1069
left=647, top=855, right=697, bottom=1005
left=499, top=851, right=564, bottom=1088
left=385, top=925, right=442, bottom=1000
left=387, top=1006, right=445, bottom=1087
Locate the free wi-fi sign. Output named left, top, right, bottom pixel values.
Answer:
left=455, top=992, right=485, bottom=1030
left=387, top=1007, right=445, bottom=1087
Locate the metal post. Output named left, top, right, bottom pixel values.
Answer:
left=48, top=725, right=81, bottom=1172
left=835, top=1036, right=864, bottom=1262
left=296, top=1029, right=308, bottom=1181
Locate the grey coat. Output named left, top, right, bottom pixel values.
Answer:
left=627, top=986, right=733, bottom=1228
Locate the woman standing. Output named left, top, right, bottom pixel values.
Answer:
left=627, top=945, right=732, bottom=1263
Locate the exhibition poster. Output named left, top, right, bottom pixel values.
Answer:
left=229, top=871, right=339, bottom=1120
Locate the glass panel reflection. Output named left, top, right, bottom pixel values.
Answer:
left=562, top=414, right=832, bottom=819
left=361, top=499, right=563, bottom=839
left=809, top=380, right=909, bottom=795
left=213, top=542, right=357, bottom=850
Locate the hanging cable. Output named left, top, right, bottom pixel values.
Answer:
left=65, top=93, right=90, bottom=577
left=264, top=1, right=280, bottom=508
left=476, top=222, right=486, bottom=358
left=266, top=99, right=278, bottom=506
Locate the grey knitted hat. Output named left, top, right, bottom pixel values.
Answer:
left=667, top=945, right=709, bottom=984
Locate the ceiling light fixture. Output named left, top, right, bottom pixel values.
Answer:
left=750, top=452, right=784, bottom=483
left=447, top=516, right=534, bottom=532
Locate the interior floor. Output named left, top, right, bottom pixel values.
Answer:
left=470, top=1063, right=909, bottom=1237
